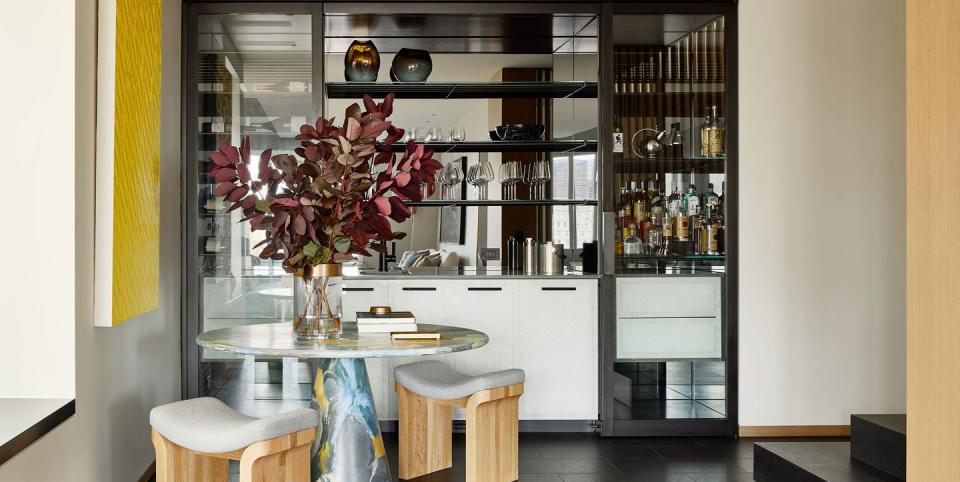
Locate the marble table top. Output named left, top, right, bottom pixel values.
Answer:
left=196, top=322, right=488, bottom=359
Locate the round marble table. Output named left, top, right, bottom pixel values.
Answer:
left=197, top=322, right=488, bottom=482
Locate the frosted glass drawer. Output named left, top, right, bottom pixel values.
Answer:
left=617, top=277, right=721, bottom=318
left=616, top=316, right=722, bottom=360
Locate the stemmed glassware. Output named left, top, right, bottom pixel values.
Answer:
left=497, top=160, right=551, bottom=200
left=440, top=161, right=463, bottom=200
left=499, top=161, right=520, bottom=200
left=529, top=159, right=552, bottom=200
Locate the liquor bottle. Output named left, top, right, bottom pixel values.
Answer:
left=700, top=110, right=713, bottom=157
left=702, top=183, right=720, bottom=219
left=668, top=122, right=684, bottom=158
left=661, top=212, right=674, bottom=255
left=683, top=184, right=701, bottom=217
left=706, top=217, right=720, bottom=255
left=646, top=213, right=663, bottom=256
left=708, top=105, right=725, bottom=157
left=712, top=212, right=725, bottom=255
left=612, top=126, right=624, bottom=154
left=695, top=215, right=709, bottom=255
left=647, top=179, right=663, bottom=212
left=633, top=182, right=650, bottom=225
left=615, top=225, right=624, bottom=256
left=623, top=182, right=635, bottom=220
left=617, top=186, right=627, bottom=222
left=667, top=183, right=684, bottom=217
left=623, top=223, right=642, bottom=255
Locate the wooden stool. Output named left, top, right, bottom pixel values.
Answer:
left=394, top=360, right=525, bottom=482
left=149, top=397, right=317, bottom=482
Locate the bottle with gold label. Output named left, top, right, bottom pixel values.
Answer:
left=615, top=225, right=624, bottom=256
left=708, top=105, right=725, bottom=157
left=661, top=213, right=674, bottom=256
left=712, top=213, right=725, bottom=255
left=633, top=182, right=650, bottom=225
left=700, top=111, right=713, bottom=157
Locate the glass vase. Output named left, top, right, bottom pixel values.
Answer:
left=294, top=264, right=343, bottom=340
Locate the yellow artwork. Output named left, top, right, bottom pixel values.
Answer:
left=95, top=0, right=163, bottom=326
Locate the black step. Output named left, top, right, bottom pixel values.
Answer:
left=850, top=414, right=906, bottom=480
left=754, top=442, right=901, bottom=482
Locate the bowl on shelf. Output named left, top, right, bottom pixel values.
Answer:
left=488, top=124, right=546, bottom=141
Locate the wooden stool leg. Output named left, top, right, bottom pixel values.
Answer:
left=239, top=429, right=316, bottom=482
left=152, top=429, right=228, bottom=482
left=465, top=385, right=523, bottom=482
left=281, top=444, right=312, bottom=482
left=397, top=383, right=453, bottom=479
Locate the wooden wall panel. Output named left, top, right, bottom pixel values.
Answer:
left=907, top=0, right=960, bottom=478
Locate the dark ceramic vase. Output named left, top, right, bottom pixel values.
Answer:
left=390, top=48, right=432, bottom=82
left=344, top=40, right=380, bottom=82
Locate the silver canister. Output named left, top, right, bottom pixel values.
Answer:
left=523, top=238, right=539, bottom=274
left=540, top=242, right=566, bottom=275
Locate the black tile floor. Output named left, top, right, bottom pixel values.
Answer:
left=378, top=432, right=850, bottom=482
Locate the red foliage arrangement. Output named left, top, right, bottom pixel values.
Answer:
left=209, top=94, right=442, bottom=276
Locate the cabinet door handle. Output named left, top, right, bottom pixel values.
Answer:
left=402, top=287, right=437, bottom=291
left=467, top=287, right=502, bottom=291
left=541, top=287, right=577, bottom=291
left=343, top=287, right=374, bottom=292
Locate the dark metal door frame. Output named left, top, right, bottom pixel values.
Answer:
left=597, top=0, right=738, bottom=437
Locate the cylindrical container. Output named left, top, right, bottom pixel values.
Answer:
left=523, top=238, right=539, bottom=274
left=540, top=242, right=565, bottom=275
left=294, top=263, right=343, bottom=340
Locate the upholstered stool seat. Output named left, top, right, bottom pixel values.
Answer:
left=395, top=361, right=525, bottom=482
left=150, top=397, right=317, bottom=482
left=394, top=360, right=524, bottom=401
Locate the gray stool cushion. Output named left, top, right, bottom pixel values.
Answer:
left=395, top=360, right=524, bottom=401
left=150, top=397, right=318, bottom=453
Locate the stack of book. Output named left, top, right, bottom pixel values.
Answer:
left=357, top=306, right=417, bottom=334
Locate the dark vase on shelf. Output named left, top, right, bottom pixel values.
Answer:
left=390, top=48, right=432, bottom=82
left=344, top=40, right=379, bottom=82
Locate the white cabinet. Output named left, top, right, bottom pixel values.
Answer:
left=515, top=279, right=599, bottom=420
left=340, top=276, right=600, bottom=422
left=615, top=276, right=723, bottom=361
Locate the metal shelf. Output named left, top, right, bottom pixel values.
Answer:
left=378, top=140, right=596, bottom=153
left=325, top=81, right=598, bottom=99
left=617, top=254, right=725, bottom=261
left=405, top=199, right=598, bottom=207
left=614, top=156, right=726, bottom=174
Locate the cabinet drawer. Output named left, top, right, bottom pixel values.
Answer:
left=342, top=280, right=388, bottom=321
left=617, top=277, right=721, bottom=318
left=616, top=316, right=722, bottom=360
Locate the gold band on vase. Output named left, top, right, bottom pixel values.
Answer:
left=309, top=263, right=342, bottom=278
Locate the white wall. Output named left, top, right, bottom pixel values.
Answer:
left=739, top=0, right=906, bottom=426
left=0, top=1, right=76, bottom=399
left=0, top=0, right=182, bottom=479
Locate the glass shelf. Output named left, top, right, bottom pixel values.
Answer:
left=377, top=140, right=597, bottom=153
left=405, top=199, right=598, bottom=207
left=325, top=81, right=598, bottom=99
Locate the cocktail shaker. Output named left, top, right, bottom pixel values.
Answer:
left=523, top=238, right=539, bottom=274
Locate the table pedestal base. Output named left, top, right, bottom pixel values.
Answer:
left=310, top=358, right=390, bottom=482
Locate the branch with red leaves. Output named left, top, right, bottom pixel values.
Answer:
left=207, top=94, right=442, bottom=277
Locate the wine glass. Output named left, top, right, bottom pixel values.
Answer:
left=447, top=161, right=464, bottom=199
left=478, top=159, right=495, bottom=200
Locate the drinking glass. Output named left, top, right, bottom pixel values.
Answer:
left=449, top=126, right=466, bottom=142
left=425, top=127, right=444, bottom=142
